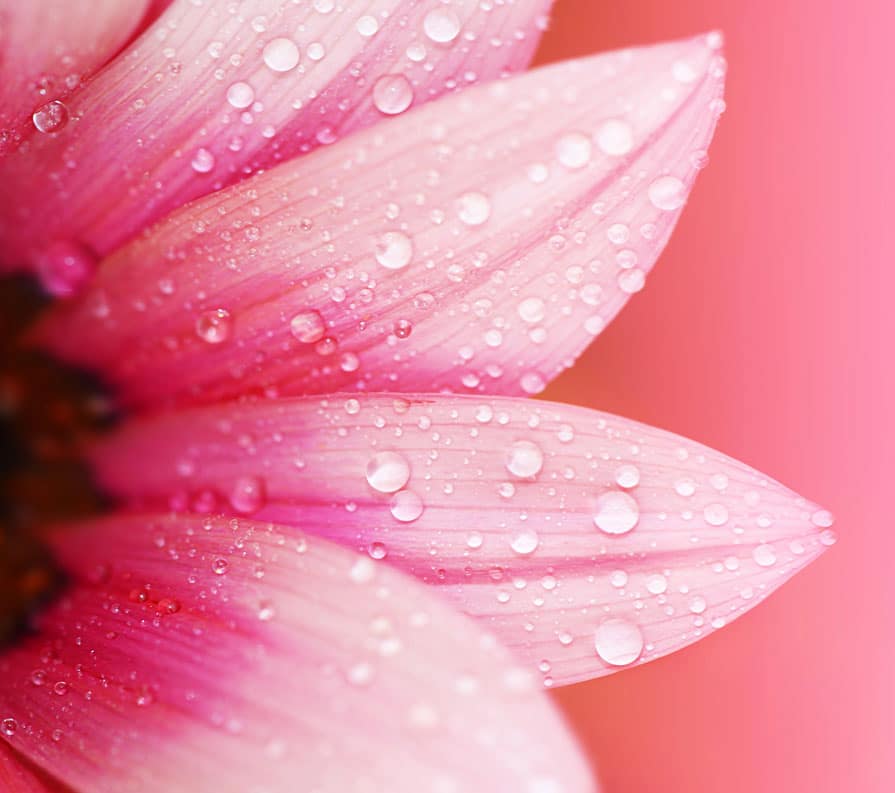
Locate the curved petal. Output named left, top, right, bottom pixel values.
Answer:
left=0, top=0, right=150, bottom=158
left=34, top=33, right=725, bottom=407
left=0, top=512, right=595, bottom=792
left=0, top=742, right=71, bottom=793
left=89, top=394, right=835, bottom=686
left=0, top=0, right=552, bottom=276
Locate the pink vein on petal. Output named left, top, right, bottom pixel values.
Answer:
left=0, top=512, right=596, bottom=793
left=0, top=0, right=552, bottom=273
left=88, top=393, right=836, bottom=687
left=34, top=34, right=726, bottom=407
left=0, top=0, right=150, bottom=159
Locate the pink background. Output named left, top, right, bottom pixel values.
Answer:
left=536, top=2, right=892, bottom=792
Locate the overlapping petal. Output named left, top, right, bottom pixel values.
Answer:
left=0, top=0, right=150, bottom=156
left=0, top=512, right=595, bottom=792
left=34, top=33, right=725, bottom=408
left=0, top=0, right=552, bottom=275
left=89, top=393, right=834, bottom=686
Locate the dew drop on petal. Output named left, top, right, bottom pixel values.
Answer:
left=191, top=147, right=215, bottom=173
left=614, top=464, right=640, bottom=489
left=517, top=297, right=546, bottom=324
left=593, top=490, right=639, bottom=535
left=504, top=440, right=544, bottom=478
left=226, top=81, right=255, bottom=109
left=456, top=191, right=491, bottom=226
left=389, top=489, right=424, bottom=522
left=195, top=308, right=232, bottom=343
left=423, top=8, right=461, bottom=42
left=555, top=132, right=592, bottom=169
left=290, top=309, right=326, bottom=343
left=372, top=74, right=413, bottom=115
left=703, top=502, right=729, bottom=526
left=752, top=544, right=777, bottom=567
left=230, top=475, right=265, bottom=514
left=32, top=100, right=68, bottom=133
left=366, top=451, right=411, bottom=493
left=356, top=15, right=379, bottom=36
left=646, top=573, right=668, bottom=595
left=510, top=529, right=539, bottom=556
left=596, top=118, right=633, bottom=155
left=648, top=175, right=686, bottom=210
left=263, top=38, right=300, bottom=72
left=594, top=618, right=644, bottom=666
left=375, top=231, right=413, bottom=269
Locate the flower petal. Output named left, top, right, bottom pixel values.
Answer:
left=0, top=0, right=552, bottom=275
left=0, top=741, right=70, bottom=793
left=34, top=34, right=725, bottom=407
left=0, top=0, right=150, bottom=158
left=89, top=393, right=835, bottom=686
left=0, top=512, right=595, bottom=792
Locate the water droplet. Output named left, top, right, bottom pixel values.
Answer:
left=672, top=60, right=699, bottom=83
left=357, top=15, right=379, bottom=36
left=230, top=475, right=265, bottom=513
left=556, top=132, right=592, bottom=169
left=226, top=81, right=255, bottom=109
left=504, top=440, right=544, bottom=478
left=191, top=147, right=215, bottom=173
left=648, top=175, right=686, bottom=210
left=366, top=451, right=411, bottom=493
left=368, top=541, right=388, bottom=560
left=195, top=308, right=232, bottom=343
left=703, top=503, right=729, bottom=526
left=350, top=557, right=376, bottom=584
left=389, top=490, right=424, bottom=522
left=32, top=100, right=69, bottom=133
left=689, top=595, right=707, bottom=614
left=510, top=529, right=540, bottom=556
left=593, top=490, right=639, bottom=535
left=646, top=573, right=668, bottom=595
left=609, top=569, right=628, bottom=588
left=372, top=74, right=413, bottom=115
left=393, top=318, right=413, bottom=338
left=518, top=297, right=546, bottom=324
left=456, top=191, right=491, bottom=226
left=423, top=9, right=461, bottom=42
left=36, top=240, right=97, bottom=298
left=596, top=118, right=634, bottom=155
left=263, top=38, right=300, bottom=72
left=811, top=509, right=834, bottom=527
left=212, top=558, right=230, bottom=575
left=1, top=718, right=17, bottom=736
left=375, top=231, right=413, bottom=269
left=290, top=309, right=326, bottom=343
left=752, top=544, right=777, bottom=567
left=614, top=464, right=640, bottom=489
left=594, top=618, right=644, bottom=666
left=258, top=600, right=276, bottom=621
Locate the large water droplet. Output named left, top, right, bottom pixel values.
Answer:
left=263, top=38, right=300, bottom=72
left=32, top=100, right=69, bottom=133
left=226, top=81, right=255, bottom=109
left=593, top=491, right=639, bottom=535
left=510, top=529, right=540, bottom=556
left=375, top=231, right=413, bottom=269
left=389, top=490, right=424, bottom=522
left=556, top=132, right=592, bottom=169
left=191, top=147, right=215, bottom=173
left=366, top=451, right=411, bottom=493
left=423, top=9, right=461, bottom=42
left=195, top=308, right=232, bottom=344
left=594, top=618, right=644, bottom=666
left=372, top=74, right=413, bottom=115
left=290, top=309, right=326, bottom=343
left=456, top=191, right=491, bottom=226
left=596, top=118, right=634, bottom=155
left=505, top=440, right=544, bottom=478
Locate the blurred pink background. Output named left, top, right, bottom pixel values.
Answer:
left=536, top=2, right=892, bottom=791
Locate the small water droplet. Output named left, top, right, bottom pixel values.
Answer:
left=226, top=81, right=255, bottom=109
left=389, top=490, right=424, bottom=522
left=517, top=297, right=546, bottom=324
left=556, top=132, right=592, bottom=169
left=510, top=530, right=540, bottom=556
left=195, top=308, right=232, bottom=343
left=290, top=309, right=326, bottom=343
left=212, top=558, right=230, bottom=575
left=1, top=718, right=17, bottom=736
left=456, top=191, right=491, bottom=226
left=596, top=118, right=634, bottom=155
left=614, top=464, right=640, bottom=489
left=703, top=503, right=729, bottom=526
left=423, top=8, right=461, bottom=42
left=191, top=147, right=215, bottom=173
left=648, top=175, right=686, bottom=210
left=752, top=544, right=777, bottom=567
left=230, top=475, right=265, bottom=514
left=375, top=231, right=413, bottom=269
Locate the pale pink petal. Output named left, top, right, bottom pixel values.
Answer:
left=0, top=512, right=595, bottom=792
left=89, top=394, right=835, bottom=687
left=0, top=0, right=150, bottom=157
left=35, top=34, right=725, bottom=407
left=0, top=0, right=552, bottom=275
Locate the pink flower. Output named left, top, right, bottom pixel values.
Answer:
left=0, top=2, right=834, bottom=791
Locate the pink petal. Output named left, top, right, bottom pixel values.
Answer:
left=34, top=34, right=725, bottom=407
left=0, top=512, right=595, bottom=792
left=89, top=393, right=835, bottom=687
left=0, top=0, right=150, bottom=159
left=0, top=741, right=69, bottom=793
left=0, top=0, right=552, bottom=275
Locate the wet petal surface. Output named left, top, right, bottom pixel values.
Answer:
left=90, top=393, right=834, bottom=686
left=0, top=512, right=595, bottom=792
left=35, top=34, right=725, bottom=407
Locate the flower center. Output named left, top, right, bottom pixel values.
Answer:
left=0, top=275, right=112, bottom=645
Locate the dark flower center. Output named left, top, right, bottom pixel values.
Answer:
left=0, top=276, right=112, bottom=645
